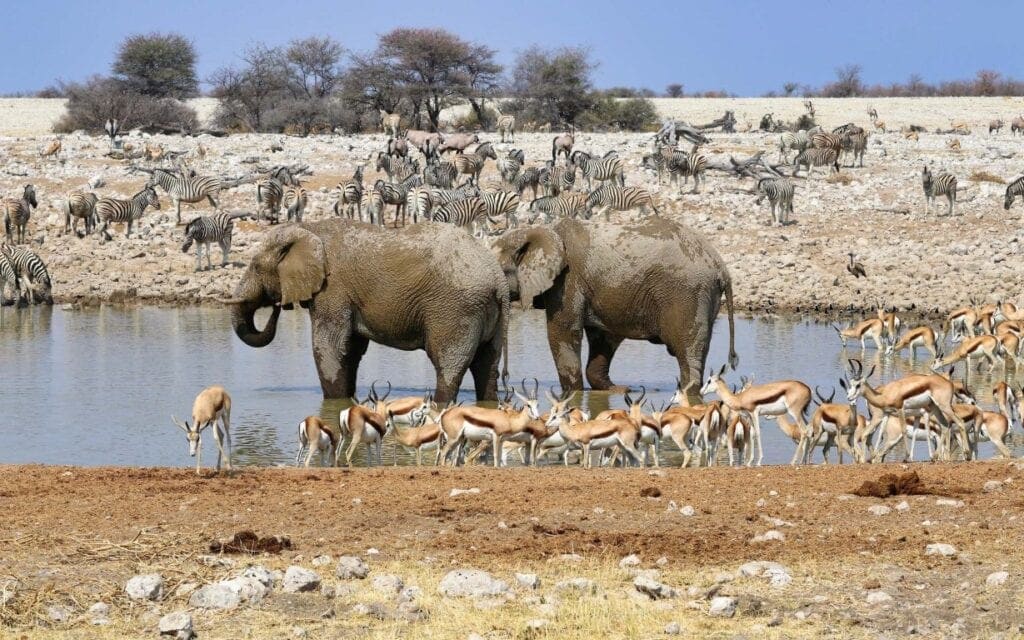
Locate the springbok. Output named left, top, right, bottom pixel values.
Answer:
left=700, top=366, right=812, bottom=466
left=368, top=380, right=432, bottom=425
left=545, top=389, right=645, bottom=469
left=994, top=382, right=1022, bottom=429
left=842, top=359, right=972, bottom=462
left=833, top=318, right=886, bottom=351
left=535, top=390, right=589, bottom=465
left=387, top=407, right=446, bottom=466
left=808, top=386, right=866, bottom=463
left=295, top=415, right=338, bottom=467
left=946, top=305, right=979, bottom=341
left=932, top=334, right=1004, bottom=374
left=171, top=385, right=232, bottom=474
left=886, top=325, right=942, bottom=360
left=337, top=402, right=387, bottom=466
left=438, top=379, right=542, bottom=467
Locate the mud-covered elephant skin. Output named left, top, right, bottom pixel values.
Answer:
left=492, top=217, right=737, bottom=400
left=228, top=220, right=510, bottom=403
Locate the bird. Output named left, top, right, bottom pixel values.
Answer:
left=847, top=253, right=867, bottom=278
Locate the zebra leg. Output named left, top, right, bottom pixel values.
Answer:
left=220, top=238, right=230, bottom=267
left=194, top=244, right=202, bottom=272
left=205, top=242, right=213, bottom=271
left=175, top=199, right=182, bottom=225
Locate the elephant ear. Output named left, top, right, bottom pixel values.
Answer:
left=274, top=226, right=327, bottom=305
left=496, top=227, right=565, bottom=308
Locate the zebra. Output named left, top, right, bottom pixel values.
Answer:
left=374, top=175, right=422, bottom=226
left=1004, top=176, right=1024, bottom=210
left=496, top=149, right=525, bottom=185
left=96, top=186, right=161, bottom=240
left=255, top=178, right=283, bottom=224
left=182, top=212, right=247, bottom=271
left=754, top=177, right=795, bottom=226
left=3, top=185, right=37, bottom=245
left=922, top=165, right=957, bottom=216
left=423, top=161, right=457, bottom=189
left=427, top=183, right=480, bottom=208
left=406, top=187, right=433, bottom=223
left=841, top=131, right=869, bottom=167
left=585, top=185, right=658, bottom=221
left=680, top=147, right=708, bottom=193
left=792, top=148, right=839, bottom=179
left=0, top=243, right=52, bottom=305
left=143, top=168, right=221, bottom=225
left=540, top=161, right=576, bottom=196
left=810, top=132, right=842, bottom=153
left=779, top=130, right=810, bottom=163
left=63, top=191, right=98, bottom=236
left=365, top=188, right=385, bottom=226
left=527, top=195, right=584, bottom=223
left=432, top=197, right=490, bottom=236
left=552, top=133, right=574, bottom=163
left=283, top=185, right=308, bottom=222
left=453, top=142, right=497, bottom=186
left=375, top=152, right=419, bottom=183
left=569, top=150, right=624, bottom=190
left=481, top=190, right=521, bottom=229
left=513, top=167, right=542, bottom=200
left=831, top=123, right=863, bottom=136
left=333, top=165, right=364, bottom=221
left=642, top=147, right=687, bottom=188
left=0, top=249, right=21, bottom=305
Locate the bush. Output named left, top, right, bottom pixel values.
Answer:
left=580, top=96, right=659, bottom=131
left=113, top=32, right=198, bottom=98
left=53, top=76, right=197, bottom=134
left=262, top=98, right=349, bottom=135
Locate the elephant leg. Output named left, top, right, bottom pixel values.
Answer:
left=546, top=294, right=585, bottom=391
left=427, top=330, right=477, bottom=404
left=584, top=326, right=625, bottom=391
left=469, top=332, right=502, bottom=402
left=311, top=308, right=367, bottom=399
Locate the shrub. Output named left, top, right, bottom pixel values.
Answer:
left=113, top=32, right=198, bottom=98
left=969, top=170, right=1005, bottom=184
left=580, top=96, right=659, bottom=131
left=53, top=75, right=197, bottom=134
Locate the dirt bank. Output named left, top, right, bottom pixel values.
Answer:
left=1, top=462, right=1022, bottom=638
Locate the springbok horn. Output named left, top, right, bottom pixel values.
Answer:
left=532, top=377, right=540, bottom=399
left=381, top=380, right=392, bottom=402
left=636, top=385, right=646, bottom=406
left=369, top=380, right=379, bottom=403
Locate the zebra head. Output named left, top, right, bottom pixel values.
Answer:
left=142, top=186, right=161, bottom=210
left=1005, top=185, right=1016, bottom=210
left=23, top=185, right=37, bottom=209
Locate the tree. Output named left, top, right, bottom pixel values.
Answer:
left=822, top=64, right=863, bottom=97
left=510, top=46, right=595, bottom=128
left=284, top=36, right=344, bottom=99
left=782, top=82, right=799, bottom=97
left=54, top=75, right=197, bottom=134
left=975, top=69, right=1000, bottom=96
left=112, top=32, right=198, bottom=98
left=665, top=83, right=684, bottom=98
left=209, top=44, right=289, bottom=131
left=374, top=28, right=500, bottom=131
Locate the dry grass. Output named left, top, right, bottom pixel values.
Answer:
left=826, top=172, right=854, bottom=185
left=969, top=170, right=1006, bottom=184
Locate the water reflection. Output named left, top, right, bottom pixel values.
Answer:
left=0, top=305, right=1019, bottom=467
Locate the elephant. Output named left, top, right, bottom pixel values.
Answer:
left=492, top=217, right=737, bottom=402
left=227, top=220, right=510, bottom=403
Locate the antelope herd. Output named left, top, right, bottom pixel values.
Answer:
left=171, top=297, right=1024, bottom=472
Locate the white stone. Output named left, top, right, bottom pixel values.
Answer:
left=634, top=575, right=678, bottom=599
left=708, top=596, right=736, bottom=617
left=680, top=505, right=696, bottom=517
left=220, top=576, right=268, bottom=604
left=868, top=505, right=892, bottom=516
left=449, top=487, right=481, bottom=497
left=515, top=573, right=541, bottom=590
left=986, top=571, right=1009, bottom=586
left=895, top=500, right=910, bottom=511
left=125, top=573, right=164, bottom=601
left=935, top=498, right=964, bottom=508
left=336, top=556, right=370, bottom=579
left=372, top=574, right=404, bottom=594
left=555, top=578, right=596, bottom=594
left=619, top=554, right=641, bottom=568
left=189, top=583, right=241, bottom=610
left=242, top=565, right=275, bottom=587
left=925, top=543, right=957, bottom=557
left=312, top=554, right=332, bottom=567
left=749, top=529, right=785, bottom=543
left=282, top=566, right=321, bottom=593
left=159, top=611, right=193, bottom=634
left=665, top=621, right=682, bottom=635
left=983, top=480, right=1003, bottom=493
left=438, top=569, right=511, bottom=599
left=866, top=591, right=893, bottom=605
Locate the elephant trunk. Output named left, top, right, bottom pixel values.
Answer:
left=231, top=299, right=281, bottom=348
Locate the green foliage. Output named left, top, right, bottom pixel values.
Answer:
left=112, top=32, right=198, bottom=98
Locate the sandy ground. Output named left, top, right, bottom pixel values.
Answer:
left=1, top=462, right=1022, bottom=638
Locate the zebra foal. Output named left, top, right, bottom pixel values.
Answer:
left=792, top=148, right=839, bottom=179
left=3, top=185, right=37, bottom=245
left=754, top=177, right=795, bottom=226
left=922, top=166, right=957, bottom=216
left=182, top=212, right=246, bottom=271
left=64, top=191, right=98, bottom=236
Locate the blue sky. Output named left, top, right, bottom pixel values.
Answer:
left=4, top=0, right=1021, bottom=95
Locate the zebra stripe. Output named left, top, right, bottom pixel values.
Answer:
left=333, top=165, right=365, bottom=220
left=453, top=142, right=496, bottom=185
left=569, top=150, right=624, bottom=190
left=182, top=212, right=243, bottom=271
left=373, top=175, right=422, bottom=226
left=810, top=132, right=842, bottom=152
left=841, top=131, right=869, bottom=167
left=145, top=168, right=221, bottom=224
left=527, top=195, right=584, bottom=223
left=495, top=111, right=515, bottom=143
left=496, top=149, right=524, bottom=185
left=481, top=190, right=521, bottom=228
left=1004, top=176, right=1024, bottom=210
left=256, top=178, right=284, bottom=223
left=3, top=185, right=37, bottom=245
left=585, top=185, right=658, bottom=220
left=97, top=186, right=161, bottom=240
left=427, top=183, right=480, bottom=208
left=64, top=191, right=98, bottom=236
left=432, top=197, right=489, bottom=235
left=0, top=249, right=20, bottom=305
left=540, top=162, right=576, bottom=196
left=424, top=161, right=457, bottom=189
left=755, top=177, right=795, bottom=226
left=779, top=130, right=810, bottom=163
left=922, top=166, right=957, bottom=216
left=792, top=148, right=839, bottom=178
left=406, top=187, right=433, bottom=224
left=682, top=147, right=708, bottom=193
left=375, top=152, right=419, bottom=183
left=0, top=243, right=51, bottom=304
left=513, top=167, right=542, bottom=200
left=283, top=186, right=308, bottom=222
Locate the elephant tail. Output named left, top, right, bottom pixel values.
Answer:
left=499, top=288, right=510, bottom=382
left=724, top=277, right=738, bottom=371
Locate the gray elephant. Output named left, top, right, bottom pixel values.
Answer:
left=227, top=220, right=509, bottom=402
left=492, top=217, right=737, bottom=401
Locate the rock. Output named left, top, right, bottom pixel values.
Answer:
left=925, top=543, right=957, bottom=557
left=680, top=505, right=696, bottom=517
left=125, top=573, right=164, bottom=601
left=336, top=556, right=370, bottom=579
left=449, top=487, right=481, bottom=497
left=312, top=554, right=333, bottom=567
left=320, top=583, right=336, bottom=599
left=986, top=571, right=1009, bottom=586
left=292, top=626, right=308, bottom=638
left=397, top=586, right=421, bottom=603
left=868, top=505, right=892, bottom=516
left=749, top=530, right=785, bottom=543
left=221, top=576, right=268, bottom=604
left=665, top=621, right=682, bottom=635
left=866, top=591, right=893, bottom=605
left=634, top=575, right=678, bottom=599
left=190, top=583, right=241, bottom=610
left=555, top=578, right=596, bottom=594
left=619, top=553, right=641, bottom=569
left=88, top=175, right=104, bottom=189
left=935, top=498, right=964, bottom=508
left=983, top=480, right=1004, bottom=493
left=242, top=564, right=275, bottom=587
left=372, top=574, right=404, bottom=594
left=47, top=604, right=70, bottom=622
left=516, top=573, right=541, bottom=590
left=88, top=602, right=110, bottom=625
left=895, top=500, right=910, bottom=511
left=283, top=566, right=322, bottom=593
left=738, top=561, right=791, bottom=588
left=708, top=596, right=737, bottom=618
left=438, top=569, right=511, bottom=599
left=159, top=611, right=193, bottom=636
